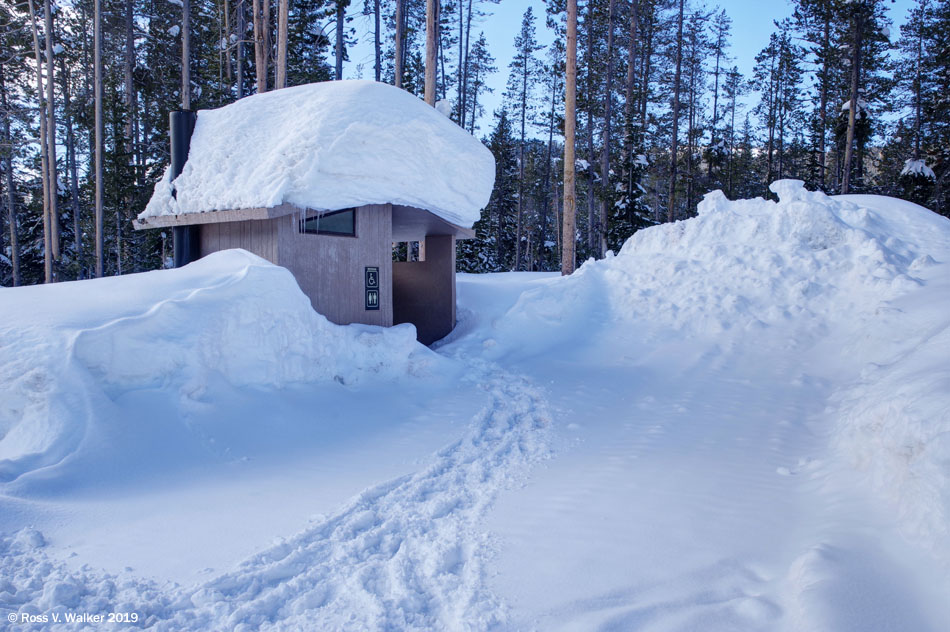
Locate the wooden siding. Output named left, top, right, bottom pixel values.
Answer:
left=277, top=204, right=393, bottom=328
left=199, top=218, right=280, bottom=264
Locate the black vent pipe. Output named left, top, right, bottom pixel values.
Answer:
left=170, top=110, right=200, bottom=268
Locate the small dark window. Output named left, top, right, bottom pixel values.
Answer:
left=300, top=208, right=356, bottom=236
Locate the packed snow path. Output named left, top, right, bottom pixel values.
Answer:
left=1, top=360, right=552, bottom=631
left=157, top=361, right=551, bottom=630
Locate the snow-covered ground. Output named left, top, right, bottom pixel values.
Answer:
left=2, top=181, right=949, bottom=630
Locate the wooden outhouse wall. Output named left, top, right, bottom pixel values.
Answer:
left=197, top=203, right=466, bottom=340
left=199, top=217, right=280, bottom=264
left=277, top=203, right=393, bottom=328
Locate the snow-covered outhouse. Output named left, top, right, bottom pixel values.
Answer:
left=134, top=81, right=495, bottom=345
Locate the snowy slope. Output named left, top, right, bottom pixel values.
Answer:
left=463, top=181, right=950, bottom=630
left=3, top=181, right=950, bottom=631
left=0, top=250, right=434, bottom=488
left=140, top=81, right=495, bottom=228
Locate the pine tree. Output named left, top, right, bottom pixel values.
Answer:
left=752, top=24, right=804, bottom=194
left=458, top=109, right=518, bottom=272
left=505, top=7, right=542, bottom=271
left=792, top=0, right=836, bottom=190
left=892, top=0, right=939, bottom=208
left=837, top=0, right=892, bottom=193
left=706, top=9, right=731, bottom=185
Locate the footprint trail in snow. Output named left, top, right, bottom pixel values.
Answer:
left=2, top=361, right=552, bottom=631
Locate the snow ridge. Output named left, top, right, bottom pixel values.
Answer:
left=1, top=362, right=552, bottom=630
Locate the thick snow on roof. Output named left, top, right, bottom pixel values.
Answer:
left=139, top=81, right=495, bottom=228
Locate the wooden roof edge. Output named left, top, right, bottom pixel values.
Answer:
left=133, top=201, right=476, bottom=238
left=132, top=203, right=300, bottom=230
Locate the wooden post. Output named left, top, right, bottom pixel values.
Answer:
left=561, top=0, right=577, bottom=276
left=424, top=0, right=438, bottom=104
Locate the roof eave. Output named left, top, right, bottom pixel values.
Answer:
left=132, top=202, right=300, bottom=230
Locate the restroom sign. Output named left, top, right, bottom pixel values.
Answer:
left=365, top=266, right=379, bottom=310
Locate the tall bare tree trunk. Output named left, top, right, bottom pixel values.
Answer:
left=124, top=0, right=135, bottom=145
left=709, top=17, right=723, bottom=178
left=94, top=0, right=104, bottom=277
left=224, top=0, right=233, bottom=84
left=237, top=0, right=245, bottom=97
left=456, top=0, right=464, bottom=120
left=585, top=0, right=595, bottom=252
left=44, top=0, right=59, bottom=262
left=639, top=12, right=653, bottom=137
left=61, top=58, right=82, bottom=277
left=841, top=11, right=862, bottom=194
left=183, top=0, right=192, bottom=108
left=598, top=0, right=615, bottom=258
left=460, top=0, right=474, bottom=126
left=562, top=0, right=577, bottom=276
left=539, top=63, right=558, bottom=266
left=277, top=0, right=288, bottom=87
left=425, top=0, right=438, bottom=103
left=253, top=0, right=268, bottom=92
left=374, top=0, right=381, bottom=81
left=913, top=16, right=922, bottom=159
left=394, top=0, right=404, bottom=87
left=622, top=0, right=639, bottom=176
left=27, top=0, right=52, bottom=282
left=0, top=64, right=19, bottom=286
left=515, top=32, right=530, bottom=271
left=819, top=16, right=829, bottom=188
left=335, top=0, right=345, bottom=80
left=667, top=0, right=684, bottom=223
left=262, top=0, right=271, bottom=87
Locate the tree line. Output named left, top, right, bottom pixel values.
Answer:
left=1, top=0, right=948, bottom=286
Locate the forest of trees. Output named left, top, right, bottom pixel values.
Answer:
left=1, top=0, right=948, bottom=286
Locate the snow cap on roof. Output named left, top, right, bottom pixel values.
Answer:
left=139, top=80, right=495, bottom=228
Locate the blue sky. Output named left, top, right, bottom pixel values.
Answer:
left=345, top=0, right=918, bottom=135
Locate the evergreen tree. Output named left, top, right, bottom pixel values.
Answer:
left=504, top=7, right=542, bottom=271
left=458, top=109, right=518, bottom=272
left=752, top=23, right=804, bottom=194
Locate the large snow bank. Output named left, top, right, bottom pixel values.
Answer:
left=498, top=180, right=935, bottom=347
left=139, top=81, right=495, bottom=228
left=494, top=179, right=950, bottom=567
left=0, top=250, right=433, bottom=484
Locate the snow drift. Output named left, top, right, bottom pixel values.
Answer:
left=0, top=250, right=433, bottom=484
left=139, top=81, right=495, bottom=229
left=495, top=180, right=950, bottom=566
left=500, top=180, right=933, bottom=347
